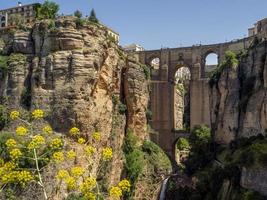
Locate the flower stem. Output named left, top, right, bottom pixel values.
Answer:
left=34, top=148, right=48, bottom=200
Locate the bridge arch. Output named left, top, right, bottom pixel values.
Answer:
left=204, top=52, right=219, bottom=76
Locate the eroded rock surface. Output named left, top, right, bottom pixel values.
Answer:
left=210, top=42, right=267, bottom=144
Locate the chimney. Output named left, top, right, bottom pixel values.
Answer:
left=18, top=2, right=22, bottom=7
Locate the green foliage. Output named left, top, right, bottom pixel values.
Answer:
left=145, top=109, right=152, bottom=120
left=0, top=105, right=8, bottom=129
left=219, top=135, right=267, bottom=168
left=0, top=55, right=8, bottom=70
left=47, top=20, right=56, bottom=30
left=123, top=131, right=144, bottom=187
left=176, top=138, right=190, bottom=150
left=141, top=64, right=150, bottom=80
left=209, top=51, right=238, bottom=87
left=36, top=0, right=59, bottom=20
left=75, top=18, right=86, bottom=28
left=8, top=53, right=27, bottom=65
left=242, top=190, right=266, bottom=200
left=112, top=95, right=119, bottom=105
left=118, top=103, right=127, bottom=114
left=185, top=125, right=213, bottom=174
left=9, top=14, right=25, bottom=29
left=88, top=9, right=99, bottom=23
left=0, top=132, right=13, bottom=159
left=74, top=10, right=83, bottom=18
left=142, top=140, right=171, bottom=174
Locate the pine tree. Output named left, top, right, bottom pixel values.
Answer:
left=88, top=9, right=99, bottom=23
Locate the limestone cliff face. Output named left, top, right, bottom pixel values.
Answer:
left=0, top=17, right=149, bottom=199
left=210, top=41, right=267, bottom=144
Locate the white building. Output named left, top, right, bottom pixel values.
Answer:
left=123, top=44, right=145, bottom=52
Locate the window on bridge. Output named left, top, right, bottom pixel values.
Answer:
left=174, top=66, right=190, bottom=131
left=205, top=53, right=218, bottom=77
left=150, top=58, right=160, bottom=69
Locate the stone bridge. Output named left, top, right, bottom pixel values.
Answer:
left=133, top=18, right=267, bottom=158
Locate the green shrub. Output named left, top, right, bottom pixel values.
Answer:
left=88, top=9, right=99, bottom=23
left=0, top=55, right=8, bottom=70
left=36, top=0, right=59, bottom=20
left=176, top=138, right=190, bottom=150
left=185, top=125, right=213, bottom=174
left=145, top=109, right=152, bottom=120
left=142, top=140, right=171, bottom=174
left=75, top=18, right=86, bottom=28
left=242, top=190, right=266, bottom=200
left=118, top=103, right=127, bottom=114
left=123, top=130, right=139, bottom=154
left=141, top=64, right=150, bottom=80
left=209, top=51, right=238, bottom=87
left=74, top=10, right=82, bottom=19
left=0, top=104, right=8, bottom=129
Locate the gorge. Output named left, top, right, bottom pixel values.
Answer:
left=0, top=5, right=267, bottom=200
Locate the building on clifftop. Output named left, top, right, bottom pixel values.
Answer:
left=0, top=2, right=40, bottom=28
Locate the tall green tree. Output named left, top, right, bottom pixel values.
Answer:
left=37, top=0, right=59, bottom=20
left=88, top=9, right=99, bottom=23
left=74, top=10, right=82, bottom=18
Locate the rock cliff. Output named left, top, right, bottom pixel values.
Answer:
left=0, top=17, right=153, bottom=199
left=210, top=41, right=267, bottom=144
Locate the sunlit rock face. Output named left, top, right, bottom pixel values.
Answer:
left=210, top=42, right=267, bottom=144
left=0, top=17, right=149, bottom=199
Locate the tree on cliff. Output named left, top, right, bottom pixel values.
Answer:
left=88, top=9, right=99, bottom=23
left=74, top=10, right=83, bottom=18
left=36, top=0, right=59, bottom=20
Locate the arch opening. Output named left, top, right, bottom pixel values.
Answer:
left=150, top=57, right=160, bottom=69
left=173, top=66, right=191, bottom=132
left=1, top=23, right=5, bottom=28
left=1, top=16, right=5, bottom=21
left=205, top=53, right=218, bottom=77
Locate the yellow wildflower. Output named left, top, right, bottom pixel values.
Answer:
left=42, top=125, right=53, bottom=134
left=27, top=135, right=45, bottom=149
left=78, top=137, right=86, bottom=144
left=32, top=109, right=44, bottom=119
left=56, top=170, right=69, bottom=180
left=66, top=150, right=76, bottom=160
left=64, top=176, right=76, bottom=190
left=80, top=177, right=97, bottom=193
left=5, top=139, right=17, bottom=149
left=92, top=132, right=101, bottom=141
left=69, top=127, right=80, bottom=136
left=16, top=126, right=28, bottom=136
left=70, top=166, right=84, bottom=177
left=102, top=147, right=113, bottom=161
left=52, top=151, right=64, bottom=163
left=85, top=145, right=96, bottom=157
left=84, top=192, right=96, bottom=200
left=3, top=162, right=17, bottom=172
left=17, top=171, right=33, bottom=186
left=1, top=171, right=18, bottom=184
left=109, top=186, right=122, bottom=198
left=118, top=179, right=131, bottom=192
left=10, top=111, right=20, bottom=120
left=9, top=148, right=22, bottom=160
left=50, top=138, right=63, bottom=149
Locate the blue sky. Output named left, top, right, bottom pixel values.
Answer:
left=1, top=0, right=267, bottom=51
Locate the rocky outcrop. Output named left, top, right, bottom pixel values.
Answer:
left=241, top=167, right=267, bottom=196
left=210, top=41, right=267, bottom=144
left=124, top=57, right=149, bottom=141
left=0, top=17, right=150, bottom=199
